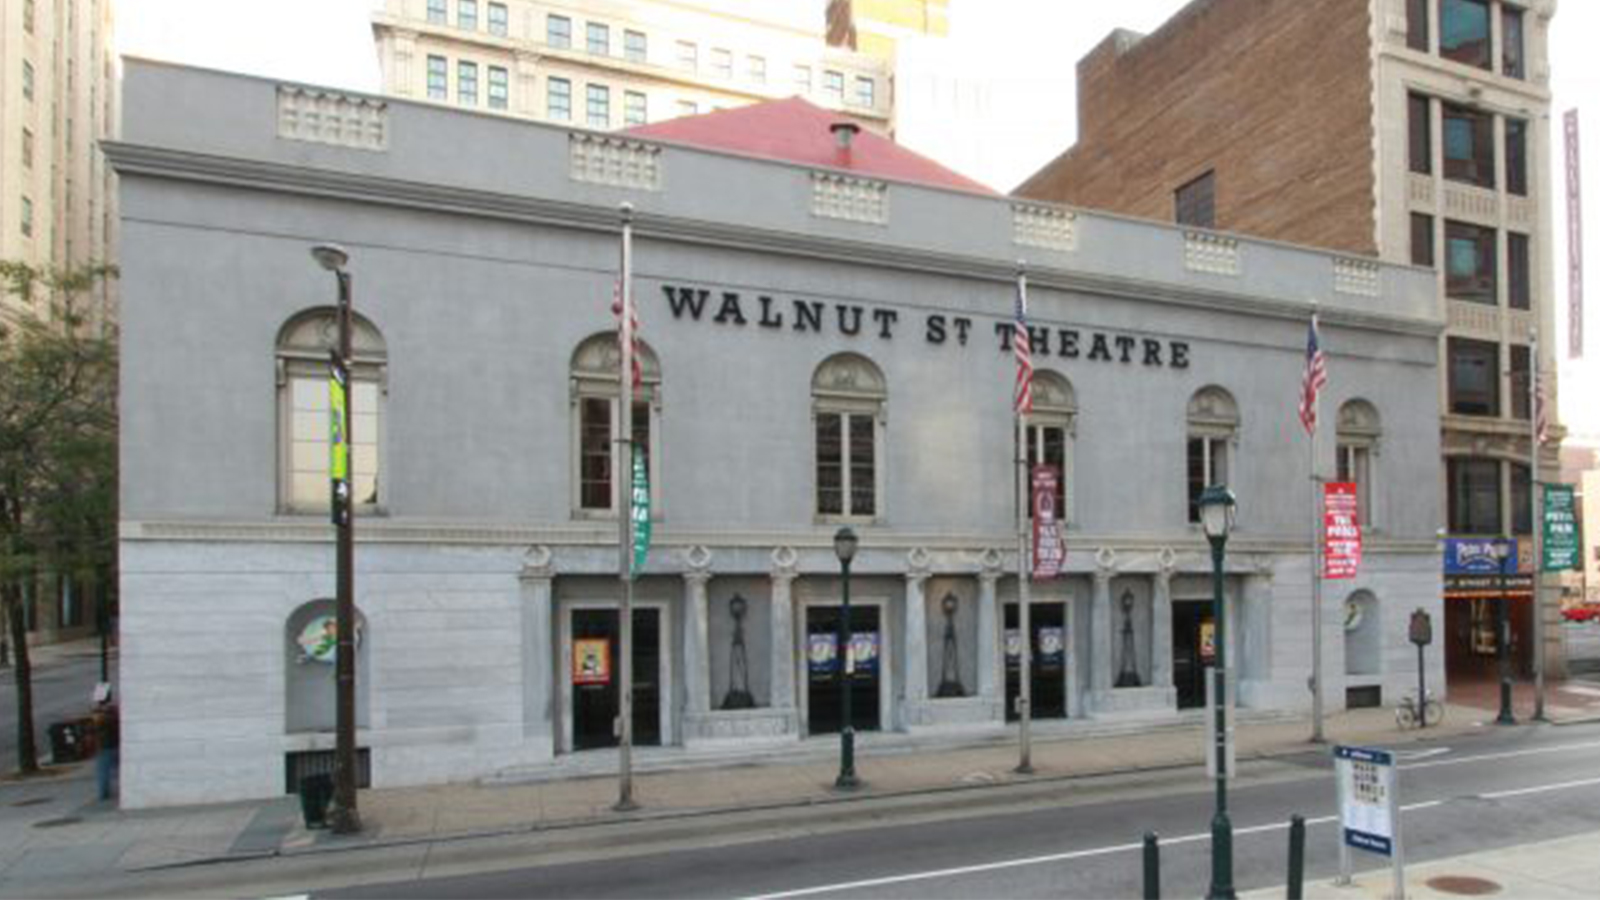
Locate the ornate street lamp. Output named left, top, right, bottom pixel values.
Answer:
left=1199, top=484, right=1237, bottom=900
left=311, top=243, right=361, bottom=835
left=833, top=526, right=859, bottom=790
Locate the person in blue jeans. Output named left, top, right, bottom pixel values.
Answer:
left=93, top=695, right=120, bottom=802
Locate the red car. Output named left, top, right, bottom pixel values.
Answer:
left=1563, top=606, right=1600, bottom=623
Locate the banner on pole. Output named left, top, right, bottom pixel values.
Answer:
left=1324, top=482, right=1362, bottom=579
left=1031, top=465, right=1065, bottom=579
left=327, top=355, right=350, bottom=526
left=1544, top=484, right=1580, bottom=571
left=630, top=446, right=651, bottom=577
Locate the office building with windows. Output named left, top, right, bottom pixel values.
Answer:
left=1017, top=0, right=1563, bottom=687
left=371, top=0, right=947, bottom=133
left=111, top=60, right=1442, bottom=807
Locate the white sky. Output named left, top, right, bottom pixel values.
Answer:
left=116, top=0, right=1600, bottom=433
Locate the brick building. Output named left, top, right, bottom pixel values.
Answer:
left=1017, top=0, right=1563, bottom=688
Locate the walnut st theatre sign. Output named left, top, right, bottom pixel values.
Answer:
left=659, top=284, right=1195, bottom=369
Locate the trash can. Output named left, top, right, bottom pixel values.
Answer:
left=299, top=773, right=334, bottom=829
left=48, top=720, right=88, bottom=764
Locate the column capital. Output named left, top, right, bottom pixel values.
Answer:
left=770, top=545, right=799, bottom=581
left=906, top=546, right=932, bottom=582
left=1155, top=546, right=1178, bottom=583
left=977, top=547, right=1005, bottom=583
left=519, top=544, right=555, bottom=582
left=1093, top=546, right=1117, bottom=582
left=683, top=569, right=712, bottom=588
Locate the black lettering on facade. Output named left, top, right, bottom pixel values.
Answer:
left=794, top=300, right=824, bottom=333
left=664, top=286, right=708, bottom=320
left=994, top=322, right=1015, bottom=351
left=1060, top=329, right=1080, bottom=358
left=926, top=314, right=947, bottom=344
left=758, top=295, right=783, bottom=329
left=714, top=292, right=748, bottom=325
left=1115, top=335, right=1136, bottom=363
left=1143, top=339, right=1163, bottom=366
left=837, top=304, right=863, bottom=336
left=953, top=317, right=972, bottom=345
left=1028, top=326, right=1051, bottom=356
left=873, top=308, right=899, bottom=339
left=1170, top=341, right=1191, bottom=369
left=1088, top=332, right=1113, bottom=362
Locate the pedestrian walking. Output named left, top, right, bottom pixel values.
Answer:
left=92, top=686, right=119, bottom=802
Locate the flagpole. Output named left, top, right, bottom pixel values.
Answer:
left=1309, top=309, right=1325, bottom=744
left=616, top=202, right=637, bottom=811
left=1531, top=327, right=1547, bottom=722
left=1015, top=263, right=1033, bottom=775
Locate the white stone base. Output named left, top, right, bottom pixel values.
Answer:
left=1090, top=686, right=1177, bottom=717
left=904, top=695, right=1004, bottom=731
left=683, top=708, right=798, bottom=745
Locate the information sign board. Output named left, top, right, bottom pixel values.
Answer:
left=1324, top=482, right=1361, bottom=579
left=1544, top=484, right=1579, bottom=571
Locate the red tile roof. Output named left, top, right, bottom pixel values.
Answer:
left=623, top=96, right=996, bottom=195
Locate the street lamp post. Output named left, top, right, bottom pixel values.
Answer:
left=833, top=526, right=859, bottom=790
left=1199, top=484, right=1237, bottom=900
left=1496, top=540, right=1516, bottom=726
left=311, top=243, right=361, bottom=835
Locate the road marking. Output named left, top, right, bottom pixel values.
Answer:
left=1399, top=739, right=1600, bottom=771
left=744, top=778, right=1596, bottom=899
left=1393, top=748, right=1451, bottom=761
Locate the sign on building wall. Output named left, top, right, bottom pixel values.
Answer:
left=1443, top=538, right=1532, bottom=598
left=1031, top=465, right=1065, bottom=580
left=1324, top=482, right=1362, bottom=579
left=573, top=638, right=611, bottom=685
left=1566, top=109, right=1584, bottom=359
left=1544, top=484, right=1580, bottom=571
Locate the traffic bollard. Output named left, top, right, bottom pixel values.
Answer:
left=1287, top=814, right=1306, bottom=900
left=1142, top=830, right=1160, bottom=900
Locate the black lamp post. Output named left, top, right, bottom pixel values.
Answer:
left=311, top=243, right=361, bottom=835
left=1496, top=540, right=1516, bottom=726
left=1199, top=484, right=1237, bottom=900
left=833, top=526, right=859, bottom=790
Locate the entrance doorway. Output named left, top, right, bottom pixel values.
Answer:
left=805, top=605, right=881, bottom=735
left=571, top=608, right=662, bottom=751
left=1172, top=600, right=1215, bottom=710
left=1444, top=596, right=1533, bottom=682
left=1005, top=602, right=1068, bottom=721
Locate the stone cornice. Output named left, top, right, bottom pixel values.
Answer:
left=102, top=141, right=1444, bottom=341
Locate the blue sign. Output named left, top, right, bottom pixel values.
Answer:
left=1443, top=538, right=1515, bottom=575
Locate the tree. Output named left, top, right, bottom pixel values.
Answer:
left=0, top=261, right=117, bottom=775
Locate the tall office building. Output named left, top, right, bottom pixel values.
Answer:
left=371, top=0, right=947, bottom=134
left=1, top=0, right=119, bottom=327
left=1017, top=0, right=1563, bottom=689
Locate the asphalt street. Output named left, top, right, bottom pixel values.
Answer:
left=1, top=651, right=106, bottom=770
left=320, top=723, right=1600, bottom=899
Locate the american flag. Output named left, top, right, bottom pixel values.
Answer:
left=611, top=279, right=642, bottom=389
left=1298, top=314, right=1328, bottom=434
left=1535, top=370, right=1550, bottom=445
left=1014, top=274, right=1033, bottom=415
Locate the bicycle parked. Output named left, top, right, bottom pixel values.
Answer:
left=1394, top=690, right=1444, bottom=729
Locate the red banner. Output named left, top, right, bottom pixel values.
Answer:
left=1324, top=482, right=1361, bottom=579
left=1032, top=465, right=1065, bottom=580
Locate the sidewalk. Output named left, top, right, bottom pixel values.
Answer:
left=0, top=700, right=1520, bottom=896
left=1244, top=829, right=1600, bottom=898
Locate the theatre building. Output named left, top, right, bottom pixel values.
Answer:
left=111, top=60, right=1445, bottom=808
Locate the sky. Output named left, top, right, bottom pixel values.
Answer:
left=116, top=0, right=1600, bottom=434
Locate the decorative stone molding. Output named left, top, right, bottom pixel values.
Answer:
left=1094, top=546, right=1117, bottom=579
left=1337, top=399, right=1382, bottom=439
left=1508, top=310, right=1534, bottom=342
left=1011, top=203, right=1077, bottom=251
left=1156, top=546, right=1178, bottom=575
left=519, top=545, right=555, bottom=580
left=1447, top=301, right=1500, bottom=338
left=1333, top=257, right=1380, bottom=297
left=978, top=548, right=1005, bottom=580
left=568, top=133, right=662, bottom=191
left=906, top=546, right=932, bottom=580
left=812, top=352, right=887, bottom=399
left=1183, top=231, right=1239, bottom=276
left=811, top=172, right=888, bottom=224
left=770, top=545, right=799, bottom=578
left=277, top=86, right=388, bottom=151
left=1407, top=173, right=1435, bottom=207
left=1443, top=183, right=1498, bottom=221
left=1507, top=195, right=1534, bottom=227
left=683, top=544, right=714, bottom=573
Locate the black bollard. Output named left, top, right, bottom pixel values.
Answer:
left=1143, top=831, right=1160, bottom=900
left=1287, top=815, right=1306, bottom=900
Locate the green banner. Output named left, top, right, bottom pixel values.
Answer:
left=328, top=370, right=349, bottom=482
left=631, top=446, right=651, bottom=578
left=1543, top=484, right=1579, bottom=571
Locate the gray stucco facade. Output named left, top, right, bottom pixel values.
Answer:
left=110, top=60, right=1445, bottom=808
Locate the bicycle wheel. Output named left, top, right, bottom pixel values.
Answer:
left=1395, top=703, right=1417, bottom=729
left=1423, top=699, right=1444, bottom=727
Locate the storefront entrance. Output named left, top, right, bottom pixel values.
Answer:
left=570, top=608, right=662, bottom=751
left=1172, top=600, right=1215, bottom=710
left=1005, top=602, right=1068, bottom=721
left=805, top=605, right=882, bottom=735
left=1444, top=596, right=1533, bottom=682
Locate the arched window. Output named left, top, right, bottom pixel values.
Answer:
left=1186, top=385, right=1238, bottom=523
left=1025, top=370, right=1077, bottom=524
left=1337, top=399, right=1381, bottom=527
left=812, top=353, right=886, bottom=520
left=277, top=309, right=387, bottom=514
left=571, top=332, right=661, bottom=515
left=1342, top=590, right=1381, bottom=677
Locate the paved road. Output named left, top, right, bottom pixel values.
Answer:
left=0, top=652, right=106, bottom=770
left=321, top=723, right=1600, bottom=899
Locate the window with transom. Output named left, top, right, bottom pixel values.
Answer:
left=276, top=309, right=387, bottom=515
left=812, top=353, right=886, bottom=521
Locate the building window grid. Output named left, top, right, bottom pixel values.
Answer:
left=1501, top=4, right=1525, bottom=79
left=676, top=99, right=698, bottom=118
left=548, top=77, right=571, bottom=121
left=625, top=30, right=647, bottom=62
left=1439, top=0, right=1492, bottom=70
left=488, top=2, right=508, bottom=36
left=1406, top=0, right=1429, bottom=51
left=1175, top=171, right=1216, bottom=229
left=1411, top=213, right=1436, bottom=267
left=794, top=64, right=812, bottom=93
left=21, top=128, right=33, bottom=170
left=587, top=84, right=610, bottom=128
left=278, top=313, right=386, bottom=516
left=1186, top=437, right=1229, bottom=524
left=1442, top=102, right=1494, bottom=188
left=853, top=76, right=875, bottom=108
left=458, top=0, right=477, bottom=31
left=815, top=412, right=877, bottom=518
left=625, top=90, right=648, bottom=126
left=548, top=15, right=571, bottom=49
left=1408, top=93, right=1432, bottom=175
left=427, top=55, right=448, bottom=100
left=588, top=22, right=610, bottom=56
left=488, top=66, right=509, bottom=110
left=1448, top=457, right=1502, bottom=535
left=457, top=61, right=478, bottom=106
left=711, top=48, right=733, bottom=78
left=677, top=41, right=698, bottom=72
left=823, top=70, right=844, bottom=102
left=1508, top=232, right=1531, bottom=310
left=427, top=0, right=446, bottom=25
left=1509, top=344, right=1532, bottom=420
left=1445, top=220, right=1497, bottom=304
left=1337, top=443, right=1374, bottom=527
left=1505, top=117, right=1528, bottom=197
left=748, top=55, right=767, bottom=84
left=20, top=197, right=33, bottom=237
left=23, top=61, right=34, bottom=101
left=1448, top=337, right=1500, bottom=416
